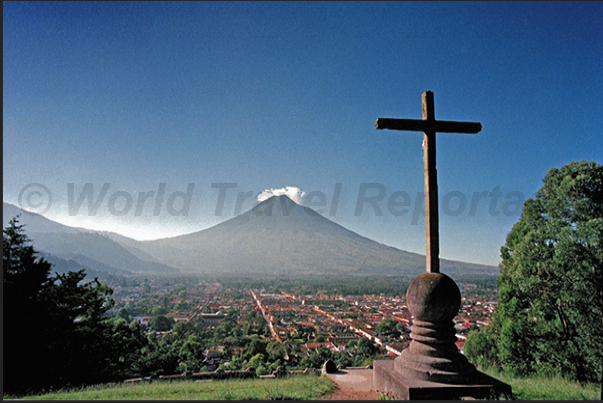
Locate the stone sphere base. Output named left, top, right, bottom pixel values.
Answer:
left=396, top=272, right=476, bottom=383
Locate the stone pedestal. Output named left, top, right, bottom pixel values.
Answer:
left=373, top=272, right=512, bottom=400
left=374, top=360, right=511, bottom=400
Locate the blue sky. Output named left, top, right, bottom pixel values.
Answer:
left=3, top=1, right=602, bottom=266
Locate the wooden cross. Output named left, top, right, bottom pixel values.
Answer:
left=375, top=91, right=481, bottom=273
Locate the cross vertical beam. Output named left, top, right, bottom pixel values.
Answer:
left=422, top=91, right=439, bottom=273
left=375, top=91, right=481, bottom=274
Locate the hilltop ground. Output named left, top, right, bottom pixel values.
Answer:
left=320, top=369, right=379, bottom=400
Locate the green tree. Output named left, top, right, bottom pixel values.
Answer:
left=267, top=341, right=287, bottom=362
left=227, top=307, right=241, bottom=319
left=139, top=333, right=180, bottom=376
left=248, top=352, right=267, bottom=368
left=173, top=320, right=201, bottom=340
left=136, top=297, right=154, bottom=316
left=162, top=295, right=171, bottom=310
left=213, top=318, right=237, bottom=343
left=333, top=350, right=354, bottom=368
left=117, top=307, right=131, bottom=322
left=152, top=306, right=169, bottom=316
left=105, top=318, right=148, bottom=379
left=4, top=217, right=54, bottom=394
left=348, top=337, right=378, bottom=357
left=463, top=323, right=499, bottom=369
left=466, top=161, right=603, bottom=385
left=313, top=334, right=326, bottom=342
left=179, top=335, right=204, bottom=372
left=3, top=217, right=121, bottom=395
left=247, top=338, right=268, bottom=357
left=300, top=345, right=333, bottom=369
left=150, top=314, right=175, bottom=332
left=375, top=317, right=402, bottom=339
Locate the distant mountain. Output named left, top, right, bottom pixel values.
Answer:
left=38, top=251, right=133, bottom=279
left=3, top=202, right=178, bottom=275
left=96, top=230, right=165, bottom=263
left=137, top=195, right=498, bottom=277
left=3, top=202, right=84, bottom=234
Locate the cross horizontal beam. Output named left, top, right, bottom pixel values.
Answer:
left=375, top=118, right=482, bottom=134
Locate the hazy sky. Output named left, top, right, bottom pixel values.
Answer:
left=4, top=2, right=602, bottom=266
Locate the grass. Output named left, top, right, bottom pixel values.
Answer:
left=7, top=369, right=601, bottom=400
left=8, top=374, right=337, bottom=400
left=480, top=367, right=601, bottom=400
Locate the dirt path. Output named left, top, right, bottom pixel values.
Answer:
left=319, top=369, right=380, bottom=400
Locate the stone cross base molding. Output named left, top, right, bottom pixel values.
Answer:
left=394, top=319, right=477, bottom=383
left=374, top=360, right=512, bottom=400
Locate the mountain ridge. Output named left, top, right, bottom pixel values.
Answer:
left=3, top=202, right=178, bottom=275
left=3, top=199, right=499, bottom=278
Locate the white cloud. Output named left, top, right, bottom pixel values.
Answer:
left=257, top=186, right=305, bottom=204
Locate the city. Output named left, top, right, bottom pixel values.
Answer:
left=108, top=275, right=499, bottom=371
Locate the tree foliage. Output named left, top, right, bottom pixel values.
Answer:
left=465, top=160, right=603, bottom=384
left=374, top=317, right=402, bottom=339
left=3, top=217, right=123, bottom=394
left=149, top=314, right=175, bottom=332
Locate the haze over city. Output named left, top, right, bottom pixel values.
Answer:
left=4, top=1, right=602, bottom=266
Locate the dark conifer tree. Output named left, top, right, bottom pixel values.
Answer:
left=3, top=217, right=140, bottom=395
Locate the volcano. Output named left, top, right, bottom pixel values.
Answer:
left=139, top=195, right=495, bottom=276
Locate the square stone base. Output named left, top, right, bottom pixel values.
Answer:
left=373, top=360, right=512, bottom=400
